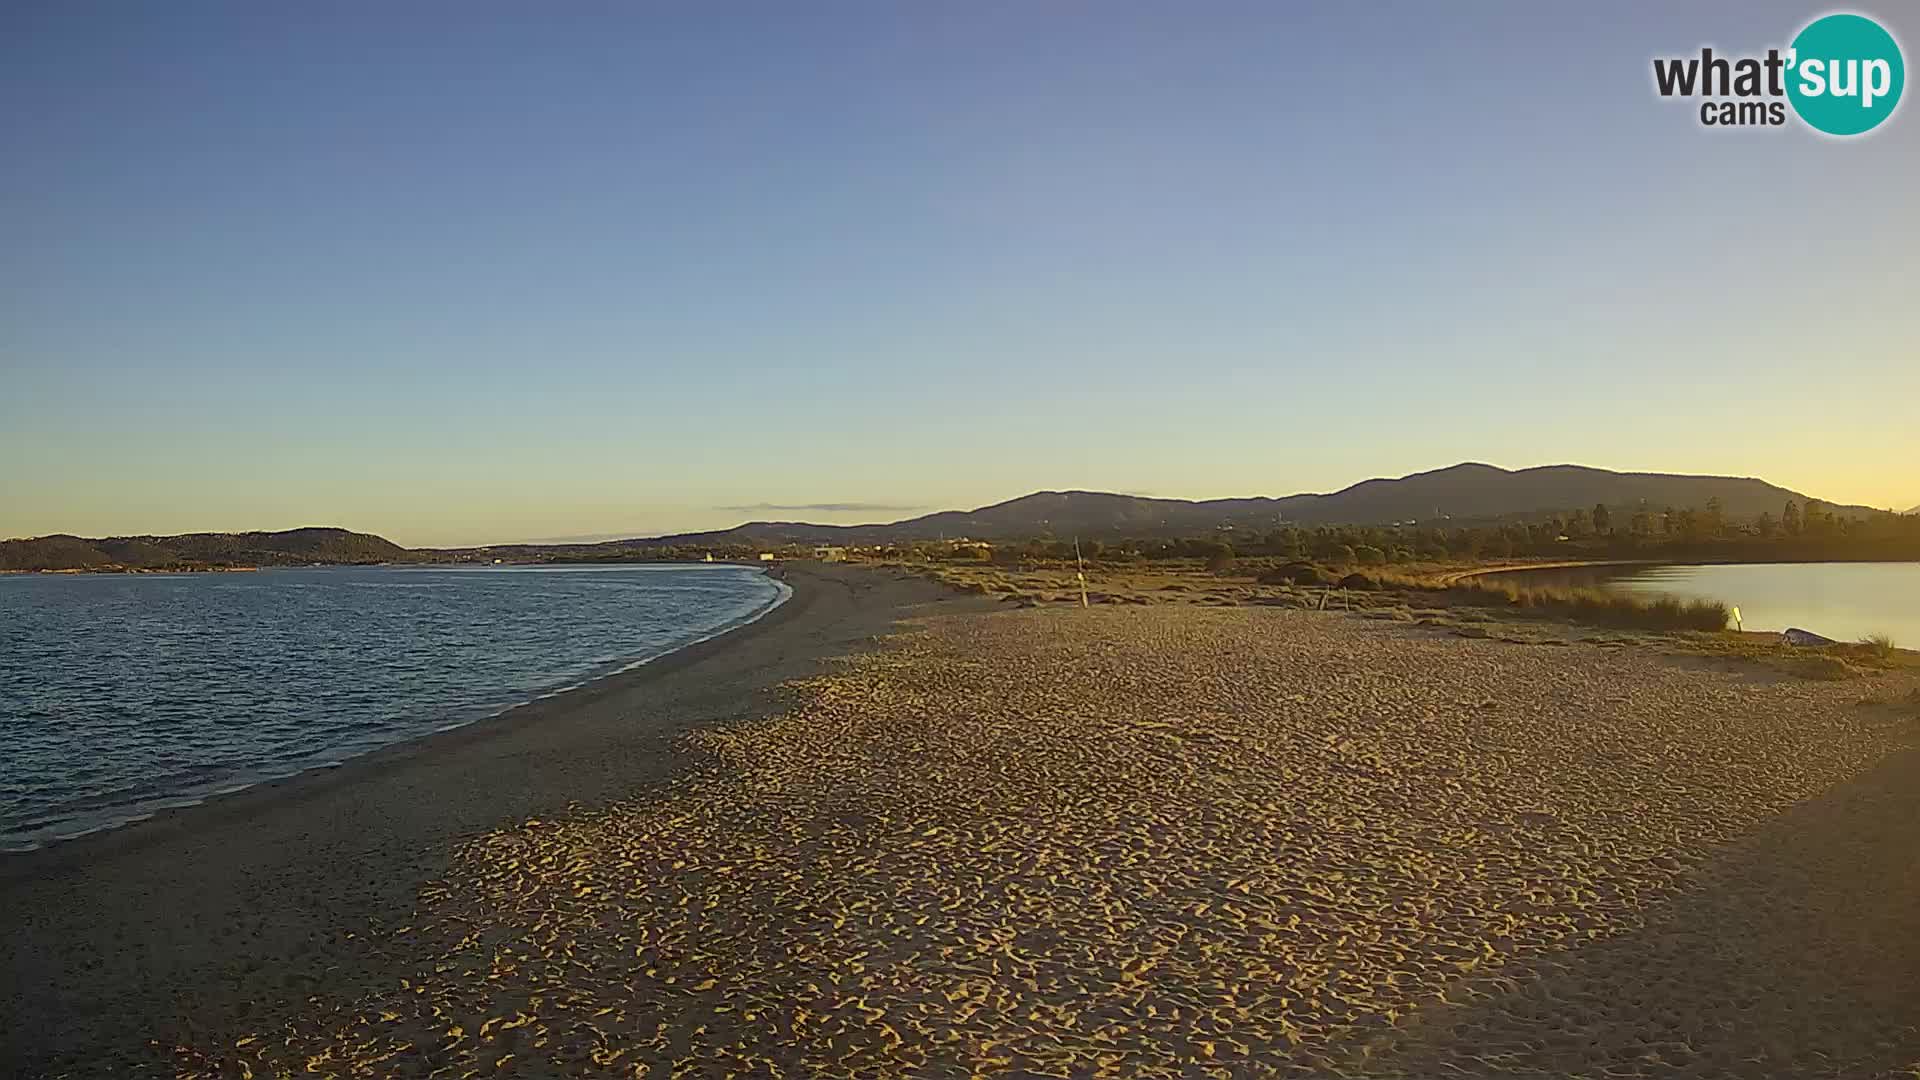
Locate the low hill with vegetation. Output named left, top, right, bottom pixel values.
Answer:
left=0, top=528, right=410, bottom=571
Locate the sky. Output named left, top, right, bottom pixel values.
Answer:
left=4, top=2, right=1916, bottom=546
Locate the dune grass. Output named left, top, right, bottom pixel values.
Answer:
left=1858, top=633, right=1899, bottom=661
left=1423, top=577, right=1730, bottom=632
left=919, top=562, right=1732, bottom=632
left=903, top=560, right=1920, bottom=688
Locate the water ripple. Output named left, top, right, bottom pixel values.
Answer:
left=0, top=564, right=788, bottom=852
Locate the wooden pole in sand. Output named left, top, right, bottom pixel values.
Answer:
left=1074, top=537, right=1090, bottom=608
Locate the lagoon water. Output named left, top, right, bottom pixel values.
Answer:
left=1606, top=562, right=1920, bottom=646
left=0, top=564, right=788, bottom=852
left=1495, top=561, right=1920, bottom=647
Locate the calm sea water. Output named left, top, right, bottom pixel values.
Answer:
left=1489, top=561, right=1920, bottom=647
left=0, top=564, right=788, bottom=852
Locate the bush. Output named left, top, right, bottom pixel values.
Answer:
left=1353, top=545, right=1386, bottom=566
left=1259, top=562, right=1336, bottom=586
left=1339, top=572, right=1380, bottom=591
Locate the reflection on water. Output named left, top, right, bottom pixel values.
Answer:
left=1486, top=562, right=1920, bottom=647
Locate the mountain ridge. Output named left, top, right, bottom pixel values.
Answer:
left=2, top=464, right=1888, bottom=568
left=619, top=462, right=1877, bottom=547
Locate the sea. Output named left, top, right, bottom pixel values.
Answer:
left=0, top=564, right=789, bottom=853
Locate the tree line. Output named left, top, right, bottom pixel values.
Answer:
left=909, top=499, right=1920, bottom=567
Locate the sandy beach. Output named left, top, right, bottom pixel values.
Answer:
left=7, top=567, right=1920, bottom=1078
left=0, top=564, right=980, bottom=1077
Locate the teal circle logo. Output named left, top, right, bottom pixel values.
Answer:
left=1786, top=13, right=1905, bottom=135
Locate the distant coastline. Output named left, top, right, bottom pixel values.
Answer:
left=1, top=565, right=264, bottom=575
left=7, top=461, right=1916, bottom=573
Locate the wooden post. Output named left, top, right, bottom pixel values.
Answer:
left=1074, top=537, right=1089, bottom=609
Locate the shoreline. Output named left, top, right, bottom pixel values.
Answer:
left=7, top=568, right=1916, bottom=1076
left=0, top=562, right=984, bottom=1076
left=1435, top=558, right=1662, bottom=585
left=154, top=598, right=1920, bottom=1077
left=1449, top=555, right=1920, bottom=585
left=1, top=568, right=796, bottom=855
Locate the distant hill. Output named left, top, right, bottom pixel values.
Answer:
left=0, top=528, right=409, bottom=571
left=624, top=463, right=1872, bottom=547
left=5, top=464, right=1882, bottom=568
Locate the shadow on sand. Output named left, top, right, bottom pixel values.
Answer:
left=1353, top=742, right=1920, bottom=1078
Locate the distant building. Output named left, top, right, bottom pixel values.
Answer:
left=758, top=552, right=776, bottom=562
left=813, top=546, right=847, bottom=562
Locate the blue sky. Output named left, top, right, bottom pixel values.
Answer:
left=4, top=2, right=1915, bottom=545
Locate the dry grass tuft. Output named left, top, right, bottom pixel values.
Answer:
left=1858, top=633, right=1898, bottom=661
left=1787, top=654, right=1861, bottom=681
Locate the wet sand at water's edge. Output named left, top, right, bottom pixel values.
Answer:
left=7, top=566, right=1920, bottom=1077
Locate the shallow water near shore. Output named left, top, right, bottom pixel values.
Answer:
left=0, top=563, right=788, bottom=852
